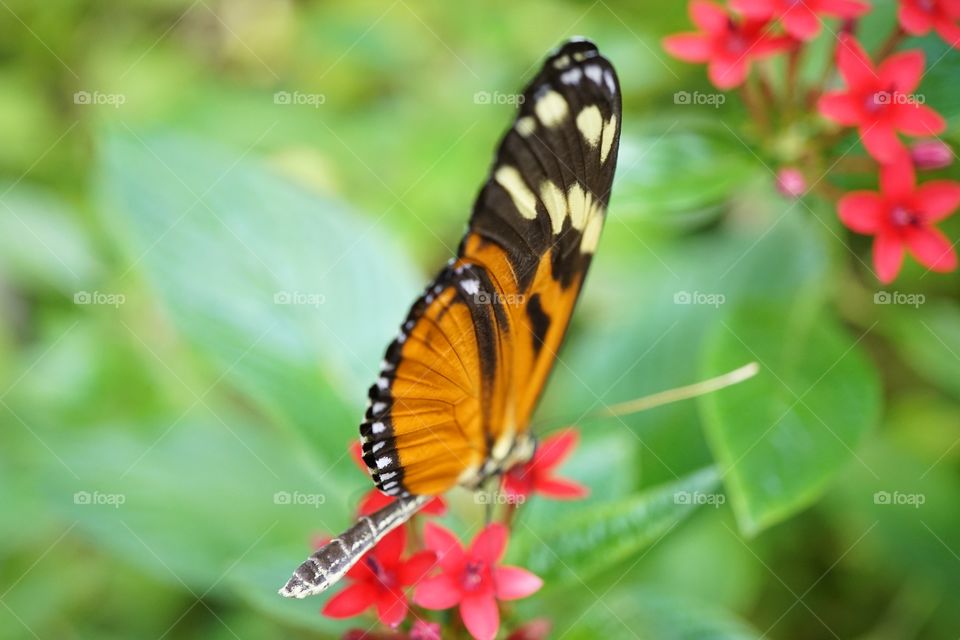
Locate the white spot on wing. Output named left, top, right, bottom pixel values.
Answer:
left=560, top=67, right=582, bottom=85
left=585, top=64, right=603, bottom=85
left=575, top=105, right=602, bottom=147
left=372, top=421, right=386, bottom=434
left=460, top=278, right=480, bottom=296
left=534, top=89, right=569, bottom=127
left=515, top=116, right=536, bottom=137
left=376, top=456, right=392, bottom=469
left=604, top=69, right=616, bottom=94
left=495, top=166, right=538, bottom=220
left=372, top=402, right=386, bottom=414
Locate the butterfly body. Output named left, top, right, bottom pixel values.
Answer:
left=281, top=37, right=621, bottom=599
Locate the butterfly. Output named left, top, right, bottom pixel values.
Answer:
left=280, top=37, right=622, bottom=599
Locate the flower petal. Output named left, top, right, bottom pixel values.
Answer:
left=898, top=2, right=934, bottom=35
left=880, top=155, right=916, bottom=201
left=494, top=566, right=543, bottom=600
left=534, top=428, right=580, bottom=470
left=690, top=0, right=729, bottom=32
left=470, top=523, right=508, bottom=564
left=536, top=477, right=591, bottom=500
left=837, top=35, right=875, bottom=91
left=838, top=192, right=885, bottom=233
left=822, top=0, right=870, bottom=18
left=414, top=574, right=462, bottom=610
left=460, top=593, right=500, bottom=640
left=422, top=496, right=448, bottom=516
left=890, top=103, right=947, bottom=136
left=861, top=123, right=907, bottom=164
left=874, top=233, right=906, bottom=283
left=375, top=587, right=409, bottom=628
left=349, top=440, right=366, bottom=471
left=423, top=521, right=465, bottom=572
left=915, top=180, right=960, bottom=221
left=322, top=582, right=378, bottom=618
left=709, top=57, right=749, bottom=89
left=817, top=91, right=862, bottom=125
left=729, top=0, right=774, bottom=19
left=878, top=50, right=925, bottom=94
left=783, top=4, right=822, bottom=40
left=935, top=19, right=960, bottom=48
left=374, top=526, right=406, bottom=564
left=398, top=550, right=438, bottom=585
left=905, top=226, right=958, bottom=271
left=662, top=34, right=713, bottom=62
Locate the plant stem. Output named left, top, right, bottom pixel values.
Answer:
left=876, top=24, right=905, bottom=61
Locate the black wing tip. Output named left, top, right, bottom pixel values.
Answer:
left=553, top=37, right=599, bottom=57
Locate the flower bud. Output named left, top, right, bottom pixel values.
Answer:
left=909, top=140, right=953, bottom=170
left=776, top=167, right=807, bottom=198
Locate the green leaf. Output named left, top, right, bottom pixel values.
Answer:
left=699, top=304, right=881, bottom=534
left=610, top=120, right=761, bottom=231
left=560, top=588, right=761, bottom=640
left=881, top=300, right=960, bottom=401
left=97, top=130, right=422, bottom=458
left=511, top=467, right=720, bottom=585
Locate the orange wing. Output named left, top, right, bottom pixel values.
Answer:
left=360, top=39, right=622, bottom=496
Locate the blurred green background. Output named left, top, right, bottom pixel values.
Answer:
left=2, top=0, right=960, bottom=638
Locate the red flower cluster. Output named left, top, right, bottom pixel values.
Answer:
left=322, top=432, right=588, bottom=639
left=664, top=1, right=960, bottom=283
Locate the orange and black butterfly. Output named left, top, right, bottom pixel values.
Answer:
left=280, top=37, right=621, bottom=599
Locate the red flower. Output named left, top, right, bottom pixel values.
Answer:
left=322, top=527, right=436, bottom=627
left=817, top=36, right=946, bottom=163
left=732, top=0, right=869, bottom=40
left=898, top=0, right=960, bottom=48
left=910, top=139, right=954, bottom=170
left=502, top=428, right=588, bottom=501
left=414, top=523, right=542, bottom=640
left=349, top=442, right=447, bottom=517
left=663, top=0, right=793, bottom=89
left=838, top=155, right=960, bottom=282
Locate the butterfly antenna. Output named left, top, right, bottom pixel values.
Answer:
left=279, top=494, right=429, bottom=599
left=600, top=362, right=760, bottom=419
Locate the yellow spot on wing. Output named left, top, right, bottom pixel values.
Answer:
left=580, top=210, right=604, bottom=253
left=515, top=116, right=536, bottom=137
left=540, top=181, right=566, bottom=234
left=535, top=90, right=569, bottom=128
left=575, top=105, right=602, bottom=147
left=600, top=114, right=617, bottom=164
left=495, top=166, right=538, bottom=220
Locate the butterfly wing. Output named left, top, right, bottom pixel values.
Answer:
left=360, top=39, right=622, bottom=497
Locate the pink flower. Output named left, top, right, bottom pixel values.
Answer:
left=414, top=523, right=542, bottom=640
left=910, top=139, right=955, bottom=170
left=817, top=36, right=946, bottom=163
left=838, top=155, right=960, bottom=282
left=502, top=428, right=588, bottom=501
left=898, top=0, right=960, bottom=48
left=732, top=0, right=869, bottom=40
left=776, top=167, right=808, bottom=198
left=349, top=442, right=447, bottom=517
left=507, top=619, right=552, bottom=640
left=322, top=527, right=436, bottom=627
left=663, top=0, right=793, bottom=89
